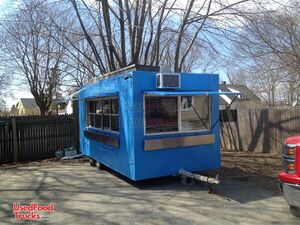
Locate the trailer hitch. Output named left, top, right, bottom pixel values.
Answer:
left=179, top=169, right=220, bottom=185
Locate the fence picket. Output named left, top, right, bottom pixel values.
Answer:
left=221, top=108, right=300, bottom=153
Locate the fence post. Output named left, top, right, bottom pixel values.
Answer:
left=72, top=100, right=80, bottom=153
left=12, top=118, right=18, bottom=163
left=4, top=120, right=9, bottom=163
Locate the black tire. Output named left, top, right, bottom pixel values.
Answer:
left=96, top=162, right=103, bottom=170
left=290, top=206, right=300, bottom=218
left=89, top=158, right=96, bottom=167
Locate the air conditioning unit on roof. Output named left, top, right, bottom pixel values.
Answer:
left=156, top=73, right=180, bottom=89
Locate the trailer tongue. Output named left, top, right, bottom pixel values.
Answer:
left=179, top=169, right=220, bottom=185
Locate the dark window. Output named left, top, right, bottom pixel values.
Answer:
left=103, top=99, right=111, bottom=114
left=111, top=99, right=118, bottom=114
left=95, top=115, right=102, bottom=128
left=87, top=97, right=119, bottom=132
left=89, top=114, right=95, bottom=127
left=145, top=95, right=211, bottom=134
left=89, top=101, right=96, bottom=113
left=111, top=116, right=119, bottom=131
left=96, top=100, right=102, bottom=113
left=103, top=115, right=111, bottom=130
left=145, top=97, right=178, bottom=133
left=220, top=109, right=237, bottom=122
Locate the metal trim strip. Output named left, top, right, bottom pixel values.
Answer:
left=84, top=130, right=119, bottom=148
left=144, top=91, right=241, bottom=96
left=144, top=134, right=215, bottom=151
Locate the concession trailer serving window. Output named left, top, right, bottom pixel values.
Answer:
left=145, top=95, right=211, bottom=134
left=86, top=97, right=119, bottom=132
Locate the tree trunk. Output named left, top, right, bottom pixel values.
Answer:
left=39, top=106, right=47, bottom=117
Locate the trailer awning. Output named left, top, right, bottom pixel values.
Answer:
left=144, top=91, right=241, bottom=96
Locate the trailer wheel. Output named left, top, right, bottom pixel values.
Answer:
left=96, top=162, right=103, bottom=170
left=290, top=206, right=300, bottom=218
left=89, top=159, right=96, bottom=167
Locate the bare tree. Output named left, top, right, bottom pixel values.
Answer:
left=0, top=73, right=11, bottom=111
left=1, top=0, right=68, bottom=115
left=227, top=0, right=300, bottom=106
left=0, top=0, right=251, bottom=96
left=65, top=38, right=100, bottom=86
left=223, top=58, right=285, bottom=107
left=0, top=32, right=12, bottom=111
left=53, top=0, right=250, bottom=76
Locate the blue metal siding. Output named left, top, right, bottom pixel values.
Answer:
left=78, top=73, right=136, bottom=179
left=132, top=71, right=221, bottom=180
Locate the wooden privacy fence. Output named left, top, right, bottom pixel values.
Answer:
left=2, top=109, right=300, bottom=164
left=0, top=115, right=77, bottom=165
left=221, top=108, right=300, bottom=153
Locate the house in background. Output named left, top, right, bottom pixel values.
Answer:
left=14, top=98, right=40, bottom=116
left=219, top=83, right=265, bottom=110
left=219, top=83, right=266, bottom=122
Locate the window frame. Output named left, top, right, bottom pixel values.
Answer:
left=181, top=96, right=195, bottom=111
left=143, top=94, right=211, bottom=136
left=86, top=96, right=119, bottom=134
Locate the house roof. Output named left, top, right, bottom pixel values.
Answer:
left=219, top=84, right=261, bottom=106
left=18, top=98, right=38, bottom=109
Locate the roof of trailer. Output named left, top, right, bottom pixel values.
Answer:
left=89, top=64, right=160, bottom=84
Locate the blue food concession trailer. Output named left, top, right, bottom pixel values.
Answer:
left=78, top=65, right=235, bottom=181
